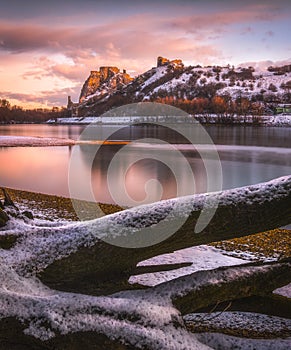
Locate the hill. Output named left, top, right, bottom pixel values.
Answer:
left=68, top=57, right=291, bottom=117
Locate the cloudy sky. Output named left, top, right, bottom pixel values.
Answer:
left=0, top=0, right=290, bottom=108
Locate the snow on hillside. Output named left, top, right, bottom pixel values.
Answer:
left=141, top=65, right=291, bottom=100
left=140, top=65, right=169, bottom=89
left=66, top=58, right=290, bottom=118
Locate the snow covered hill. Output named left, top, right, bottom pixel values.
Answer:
left=67, top=57, right=291, bottom=118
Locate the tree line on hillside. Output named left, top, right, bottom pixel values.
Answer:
left=0, top=99, right=67, bottom=124
left=153, top=95, right=270, bottom=116
left=86, top=92, right=278, bottom=117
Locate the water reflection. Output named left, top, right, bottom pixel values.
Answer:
left=0, top=125, right=290, bottom=204
left=79, top=144, right=209, bottom=205
left=1, top=124, right=290, bottom=147
left=0, top=146, right=70, bottom=196
left=0, top=124, right=86, bottom=140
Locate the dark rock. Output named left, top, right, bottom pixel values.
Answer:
left=0, top=234, right=17, bottom=249
left=22, top=210, right=33, bottom=220
left=0, top=208, right=9, bottom=227
left=157, top=56, right=170, bottom=67
left=2, top=188, right=17, bottom=207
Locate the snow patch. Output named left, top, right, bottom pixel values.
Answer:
left=0, top=136, right=75, bottom=147
left=47, top=114, right=291, bottom=126
left=273, top=283, right=291, bottom=298
left=129, top=245, right=248, bottom=286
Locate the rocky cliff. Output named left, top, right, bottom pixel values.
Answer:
left=157, top=56, right=183, bottom=68
left=79, top=66, right=133, bottom=103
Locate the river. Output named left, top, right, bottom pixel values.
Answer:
left=0, top=124, right=290, bottom=206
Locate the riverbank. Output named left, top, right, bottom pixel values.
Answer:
left=46, top=114, right=291, bottom=127
left=2, top=187, right=123, bottom=221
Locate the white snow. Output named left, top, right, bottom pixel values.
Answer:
left=140, top=66, right=168, bottom=89
left=137, top=64, right=291, bottom=103
left=0, top=259, right=210, bottom=349
left=0, top=135, right=75, bottom=147
left=151, top=71, right=192, bottom=94
left=47, top=114, right=291, bottom=126
left=273, top=283, right=291, bottom=298
left=129, top=245, right=249, bottom=286
left=265, top=114, right=291, bottom=126
left=0, top=175, right=290, bottom=348
left=1, top=250, right=286, bottom=347
left=193, top=114, right=291, bottom=126
left=1, top=175, right=290, bottom=276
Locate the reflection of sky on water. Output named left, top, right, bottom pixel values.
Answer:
left=1, top=143, right=289, bottom=205
left=0, top=125, right=290, bottom=204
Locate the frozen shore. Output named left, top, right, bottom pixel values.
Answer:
left=0, top=135, right=75, bottom=147
left=47, top=114, right=291, bottom=126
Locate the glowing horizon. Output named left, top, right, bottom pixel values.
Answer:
left=0, top=0, right=290, bottom=109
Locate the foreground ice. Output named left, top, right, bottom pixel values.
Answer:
left=0, top=135, right=75, bottom=147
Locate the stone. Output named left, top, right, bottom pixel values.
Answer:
left=0, top=208, right=9, bottom=227
left=79, top=67, right=133, bottom=103
left=157, top=56, right=184, bottom=68
left=0, top=233, right=17, bottom=249
left=22, top=210, right=33, bottom=220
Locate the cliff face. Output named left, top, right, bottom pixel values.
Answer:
left=79, top=67, right=133, bottom=102
left=157, top=56, right=183, bottom=68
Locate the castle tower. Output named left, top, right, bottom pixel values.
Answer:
left=67, top=96, right=73, bottom=109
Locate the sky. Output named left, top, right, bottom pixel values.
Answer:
left=0, top=0, right=290, bottom=108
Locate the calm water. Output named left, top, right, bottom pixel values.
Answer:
left=0, top=124, right=290, bottom=205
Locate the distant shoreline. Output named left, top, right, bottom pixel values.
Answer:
left=46, top=114, right=291, bottom=127
left=0, top=113, right=290, bottom=127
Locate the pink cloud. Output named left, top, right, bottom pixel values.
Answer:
left=0, top=1, right=289, bottom=108
left=160, top=2, right=284, bottom=37
left=0, top=86, right=80, bottom=107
